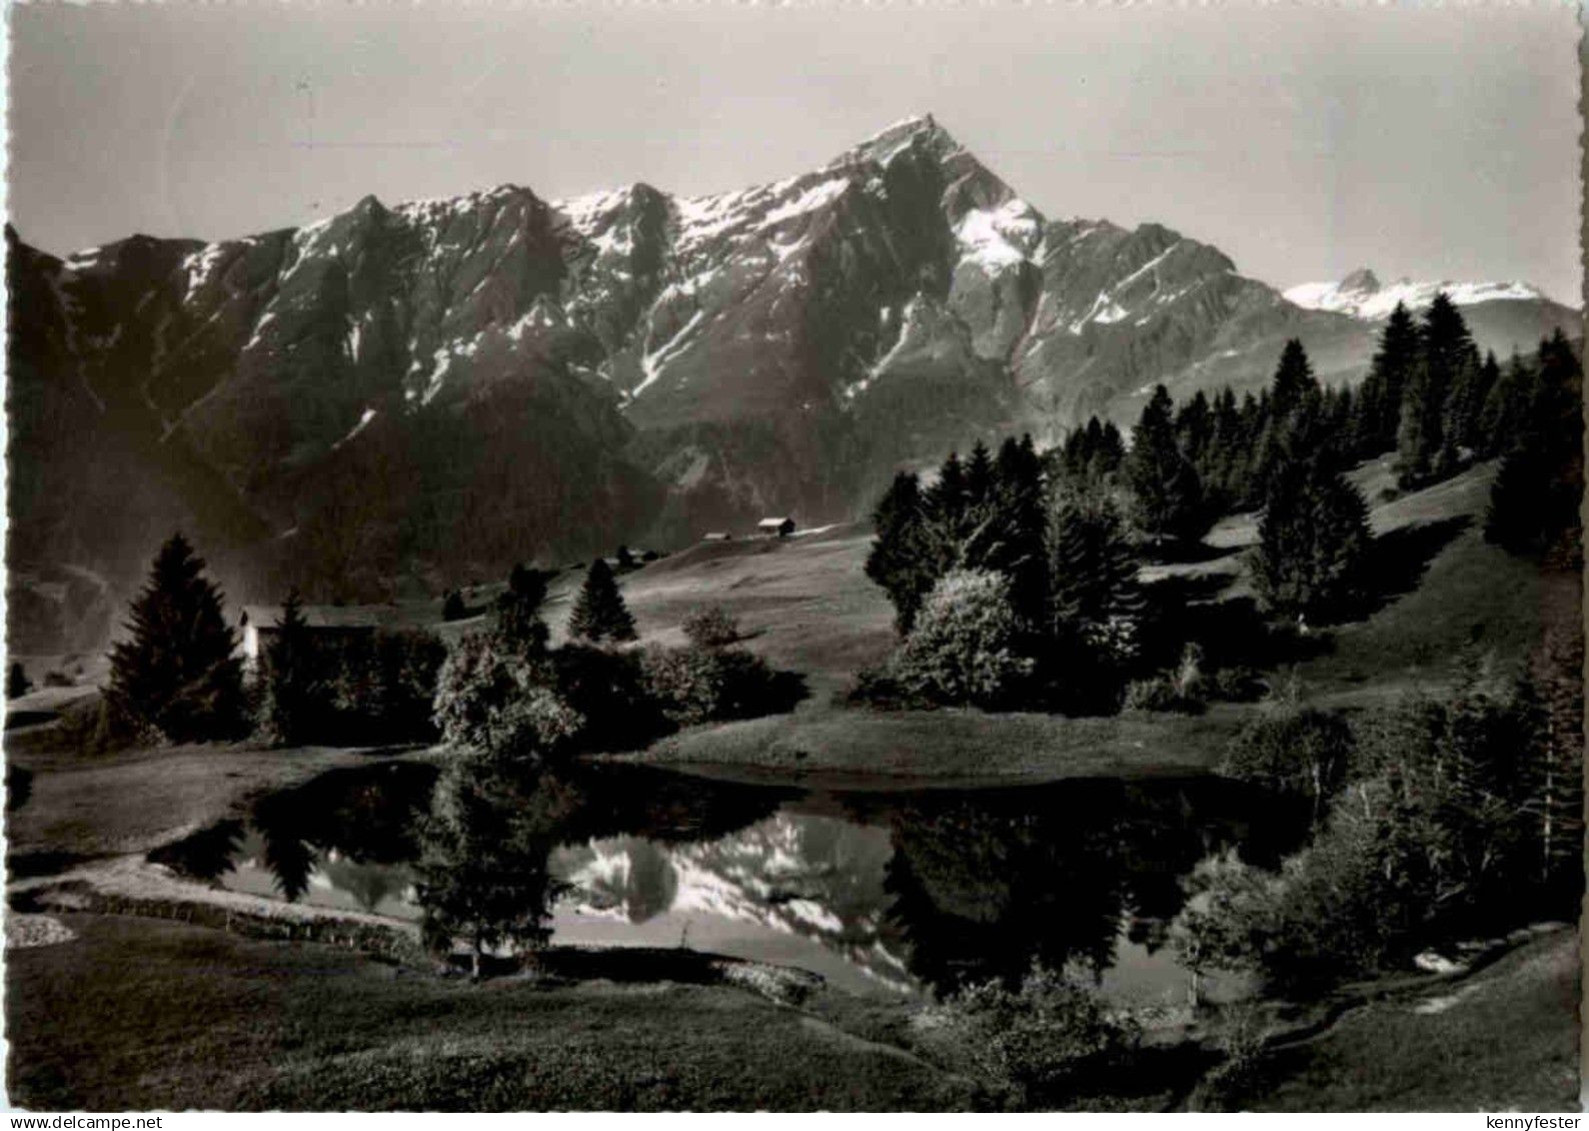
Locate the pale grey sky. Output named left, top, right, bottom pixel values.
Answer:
left=7, top=3, right=1582, bottom=302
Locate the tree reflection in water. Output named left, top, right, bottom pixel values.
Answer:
left=413, top=757, right=579, bottom=979
left=150, top=760, right=1303, bottom=995
left=865, top=778, right=1304, bottom=995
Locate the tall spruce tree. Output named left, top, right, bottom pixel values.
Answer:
left=1126, top=385, right=1212, bottom=548
left=1176, top=390, right=1214, bottom=470
left=6, top=662, right=30, bottom=701
left=1477, top=350, right=1534, bottom=457
left=965, top=440, right=997, bottom=508
left=1253, top=340, right=1328, bottom=486
left=109, top=533, right=245, bottom=742
left=1251, top=458, right=1373, bottom=623
left=1097, top=421, right=1126, bottom=477
left=866, top=471, right=936, bottom=635
left=1046, top=489, right=1145, bottom=699
left=263, top=588, right=317, bottom=746
left=495, top=563, right=552, bottom=656
left=1269, top=339, right=1318, bottom=421
left=1357, top=302, right=1419, bottom=456
left=1202, top=387, right=1245, bottom=511
left=1450, top=351, right=1502, bottom=455
left=926, top=450, right=968, bottom=535
left=989, top=435, right=1051, bottom=630
left=1047, top=490, right=1144, bottom=639
left=1486, top=330, right=1583, bottom=565
left=568, top=558, right=638, bottom=643
left=1398, top=292, right=1478, bottom=485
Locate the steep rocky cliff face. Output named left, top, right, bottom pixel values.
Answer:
left=8, top=115, right=1576, bottom=647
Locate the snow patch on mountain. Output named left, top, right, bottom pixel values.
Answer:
left=180, top=244, right=228, bottom=303
left=244, top=311, right=278, bottom=352
left=761, top=178, right=850, bottom=227
left=675, top=188, right=766, bottom=251
left=634, top=309, right=707, bottom=399
left=552, top=187, right=633, bottom=236
left=954, top=199, right=1042, bottom=273
left=847, top=295, right=922, bottom=401
left=1116, top=241, right=1182, bottom=291
left=332, top=407, right=376, bottom=450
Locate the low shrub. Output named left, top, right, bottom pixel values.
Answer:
left=1122, top=676, right=1204, bottom=715
left=913, top=965, right=1140, bottom=1109
left=1204, top=666, right=1267, bottom=703
left=1188, top=1003, right=1271, bottom=1111
left=550, top=643, right=666, bottom=752
left=56, top=694, right=161, bottom=755
left=682, top=605, right=741, bottom=649
left=840, top=667, right=927, bottom=711
left=432, top=633, right=581, bottom=764
left=1221, top=702, right=1354, bottom=818
left=890, top=570, right=1034, bottom=710
left=640, top=644, right=801, bottom=727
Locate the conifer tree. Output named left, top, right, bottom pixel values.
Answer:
left=1231, top=391, right=1266, bottom=507
left=1047, top=491, right=1144, bottom=639
left=568, top=558, right=638, bottom=643
left=1477, top=350, right=1534, bottom=457
left=1080, top=417, right=1105, bottom=472
left=1097, top=422, right=1126, bottom=477
left=6, top=662, right=30, bottom=701
left=1456, top=351, right=1502, bottom=454
left=866, top=471, right=935, bottom=634
left=1175, top=390, right=1214, bottom=469
left=965, top=440, right=997, bottom=509
left=495, top=563, right=551, bottom=656
left=1398, top=292, right=1477, bottom=485
left=1486, top=330, right=1583, bottom=565
left=1251, top=458, right=1373, bottom=623
left=1046, top=489, right=1145, bottom=698
left=1269, top=339, right=1318, bottom=422
left=1126, top=385, right=1212, bottom=548
left=1253, top=340, right=1331, bottom=486
left=263, top=588, right=317, bottom=746
left=926, top=450, right=968, bottom=532
left=1395, top=357, right=1439, bottom=487
left=1357, top=302, right=1419, bottom=456
left=1203, top=388, right=1244, bottom=510
left=989, top=435, right=1050, bottom=630
left=108, top=533, right=245, bottom=742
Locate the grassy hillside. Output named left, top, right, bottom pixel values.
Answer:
left=1246, top=927, right=1580, bottom=1111
left=597, top=456, right=1561, bottom=780
left=6, top=914, right=973, bottom=1111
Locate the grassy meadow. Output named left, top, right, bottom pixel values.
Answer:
left=4, top=454, right=1578, bottom=1112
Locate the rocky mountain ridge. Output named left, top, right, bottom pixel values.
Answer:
left=8, top=114, right=1578, bottom=648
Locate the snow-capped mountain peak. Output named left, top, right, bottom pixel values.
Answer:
left=833, top=112, right=962, bottom=170
left=1285, top=268, right=1547, bottom=321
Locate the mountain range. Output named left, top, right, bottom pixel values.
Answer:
left=7, top=114, right=1578, bottom=651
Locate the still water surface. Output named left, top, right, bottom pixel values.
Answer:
left=153, top=760, right=1306, bottom=1001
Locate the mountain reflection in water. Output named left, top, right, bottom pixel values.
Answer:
left=149, top=760, right=1306, bottom=1000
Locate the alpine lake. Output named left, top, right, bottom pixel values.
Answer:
left=150, top=758, right=1311, bottom=1003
